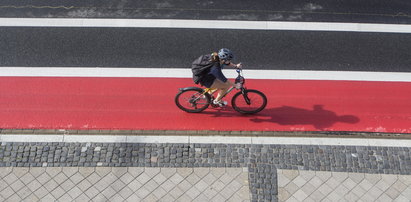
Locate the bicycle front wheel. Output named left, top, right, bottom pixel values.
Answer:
left=175, top=89, right=211, bottom=113
left=232, top=89, right=267, bottom=114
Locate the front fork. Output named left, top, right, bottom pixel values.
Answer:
left=241, top=88, right=251, bottom=105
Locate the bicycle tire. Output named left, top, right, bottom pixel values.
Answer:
left=175, top=89, right=211, bottom=113
left=231, top=89, right=267, bottom=114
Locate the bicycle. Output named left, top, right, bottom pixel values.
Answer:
left=175, top=69, right=267, bottom=114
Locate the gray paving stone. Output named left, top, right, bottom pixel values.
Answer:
left=386, top=186, right=402, bottom=200
left=279, top=169, right=411, bottom=202
left=3, top=173, right=18, bottom=185
left=342, top=177, right=357, bottom=191
left=77, top=179, right=92, bottom=192
left=85, top=173, right=101, bottom=185
left=110, top=180, right=126, bottom=193
left=91, top=193, right=108, bottom=202
left=50, top=186, right=65, bottom=199
left=169, top=186, right=184, bottom=199
left=124, top=193, right=141, bottom=202
left=392, top=180, right=408, bottom=193
left=94, top=167, right=111, bottom=178
left=43, top=179, right=58, bottom=192
left=220, top=185, right=237, bottom=199
left=186, top=186, right=202, bottom=200
left=111, top=167, right=128, bottom=178
left=10, top=180, right=25, bottom=193
left=13, top=167, right=29, bottom=178
left=186, top=173, right=202, bottom=185
left=400, top=186, right=411, bottom=200
left=152, top=173, right=167, bottom=185
left=75, top=193, right=90, bottom=202
left=84, top=186, right=99, bottom=199
left=118, top=186, right=133, bottom=200
left=41, top=193, right=56, bottom=201
left=351, top=184, right=367, bottom=198
left=26, top=179, right=42, bottom=193
left=78, top=167, right=95, bottom=178
left=17, top=186, right=32, bottom=200
left=300, top=182, right=316, bottom=196
left=145, top=180, right=160, bottom=193
left=67, top=186, right=82, bottom=199
left=33, top=186, right=48, bottom=199
left=283, top=180, right=299, bottom=196
left=195, top=193, right=211, bottom=202
left=211, top=193, right=226, bottom=202
left=0, top=141, right=408, bottom=201
left=317, top=183, right=334, bottom=196
left=45, top=167, right=62, bottom=178
left=135, top=186, right=151, bottom=199
left=69, top=172, right=85, bottom=185
left=0, top=186, right=15, bottom=199
left=145, top=167, right=161, bottom=178
left=153, top=187, right=168, bottom=199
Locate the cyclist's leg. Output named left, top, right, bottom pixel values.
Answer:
left=210, top=79, right=231, bottom=102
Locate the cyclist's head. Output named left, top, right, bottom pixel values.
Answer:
left=218, top=48, right=234, bottom=62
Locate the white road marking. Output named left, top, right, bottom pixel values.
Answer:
left=0, top=134, right=410, bottom=147
left=1, top=67, right=411, bottom=82
left=0, top=18, right=410, bottom=33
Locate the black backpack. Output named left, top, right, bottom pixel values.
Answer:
left=191, top=54, right=216, bottom=84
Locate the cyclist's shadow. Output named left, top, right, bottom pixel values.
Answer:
left=205, top=105, right=360, bottom=130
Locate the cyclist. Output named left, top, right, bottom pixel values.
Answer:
left=199, top=48, right=242, bottom=107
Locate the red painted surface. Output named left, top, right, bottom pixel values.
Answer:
left=1, top=77, right=411, bottom=133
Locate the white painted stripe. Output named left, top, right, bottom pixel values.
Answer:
left=0, top=134, right=410, bottom=147
left=1, top=18, right=411, bottom=33
left=126, top=135, right=190, bottom=144
left=1, top=67, right=411, bottom=82
left=0, top=134, right=64, bottom=143
left=64, top=135, right=127, bottom=143
left=190, top=136, right=252, bottom=145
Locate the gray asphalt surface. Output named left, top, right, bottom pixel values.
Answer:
left=1, top=1, right=410, bottom=72
left=0, top=0, right=410, bottom=24
left=1, top=27, right=410, bottom=72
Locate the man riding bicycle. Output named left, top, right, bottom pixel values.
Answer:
left=198, top=48, right=242, bottom=107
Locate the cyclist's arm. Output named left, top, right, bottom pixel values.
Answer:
left=227, top=62, right=242, bottom=69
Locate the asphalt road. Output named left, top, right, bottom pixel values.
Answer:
left=1, top=27, right=410, bottom=72
left=0, top=0, right=410, bottom=24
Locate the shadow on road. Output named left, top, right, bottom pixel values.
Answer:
left=204, top=105, right=360, bottom=130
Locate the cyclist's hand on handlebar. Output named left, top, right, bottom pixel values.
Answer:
left=235, top=63, right=242, bottom=69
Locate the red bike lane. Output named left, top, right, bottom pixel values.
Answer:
left=1, top=77, right=411, bottom=133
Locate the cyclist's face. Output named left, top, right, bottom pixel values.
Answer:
left=223, top=59, right=231, bottom=64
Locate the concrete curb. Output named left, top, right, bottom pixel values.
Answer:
left=1, top=129, right=410, bottom=139
left=1, top=129, right=411, bottom=147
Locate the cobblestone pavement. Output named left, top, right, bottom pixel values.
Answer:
left=0, top=141, right=409, bottom=201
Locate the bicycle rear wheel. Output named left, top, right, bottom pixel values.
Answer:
left=232, top=89, right=267, bottom=114
left=175, top=89, right=211, bottom=113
